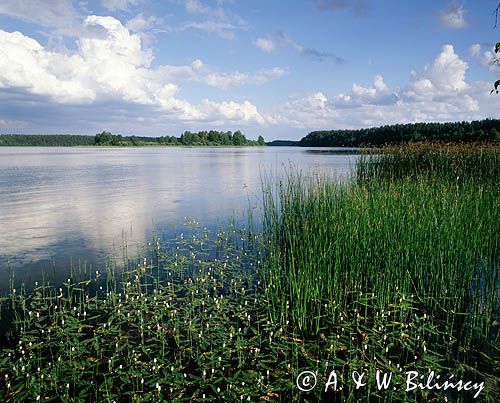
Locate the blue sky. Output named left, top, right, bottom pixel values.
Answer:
left=0, top=0, right=499, bottom=140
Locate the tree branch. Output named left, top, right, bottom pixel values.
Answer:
left=495, top=1, right=500, bottom=27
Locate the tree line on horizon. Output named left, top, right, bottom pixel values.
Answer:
left=0, top=131, right=266, bottom=147
left=94, top=130, right=265, bottom=146
left=2, top=119, right=499, bottom=147
left=0, top=134, right=95, bottom=147
left=300, top=119, right=500, bottom=147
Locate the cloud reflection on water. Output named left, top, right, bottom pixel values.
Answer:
left=0, top=146, right=356, bottom=288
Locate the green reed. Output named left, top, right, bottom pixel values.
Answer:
left=260, top=143, right=499, bottom=401
left=356, top=142, right=500, bottom=183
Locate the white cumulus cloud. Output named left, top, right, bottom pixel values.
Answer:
left=0, top=16, right=272, bottom=126
left=0, top=30, right=95, bottom=103
left=405, top=44, right=469, bottom=100
left=201, top=100, right=266, bottom=125
left=334, top=75, right=393, bottom=107
left=266, top=45, right=495, bottom=131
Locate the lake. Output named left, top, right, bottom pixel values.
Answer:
left=0, top=146, right=358, bottom=290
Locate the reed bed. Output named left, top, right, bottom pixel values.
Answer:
left=0, top=143, right=498, bottom=402
left=261, top=143, right=499, bottom=401
left=356, top=141, right=500, bottom=183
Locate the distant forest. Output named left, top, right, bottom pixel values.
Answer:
left=3, top=119, right=499, bottom=147
left=0, top=134, right=95, bottom=146
left=0, top=131, right=265, bottom=147
left=300, top=119, right=500, bottom=146
left=95, top=130, right=265, bottom=146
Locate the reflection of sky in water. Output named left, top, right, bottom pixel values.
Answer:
left=0, top=147, right=357, bottom=289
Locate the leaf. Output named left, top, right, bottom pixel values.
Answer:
left=491, top=80, right=500, bottom=94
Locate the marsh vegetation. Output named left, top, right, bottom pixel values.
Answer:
left=0, top=142, right=498, bottom=402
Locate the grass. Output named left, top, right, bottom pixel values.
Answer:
left=0, top=142, right=498, bottom=402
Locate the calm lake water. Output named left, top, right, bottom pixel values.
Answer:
left=0, top=146, right=358, bottom=290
